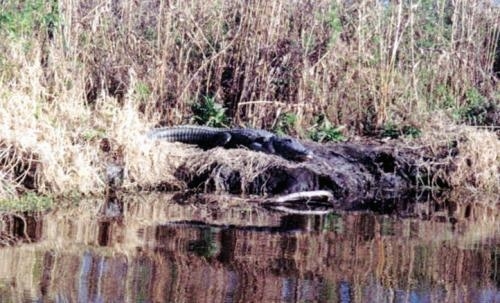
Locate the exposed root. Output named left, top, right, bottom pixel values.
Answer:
left=259, top=190, right=335, bottom=214
left=264, top=205, right=334, bottom=215
left=270, top=190, right=334, bottom=203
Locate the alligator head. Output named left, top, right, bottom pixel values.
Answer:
left=271, top=137, right=314, bottom=161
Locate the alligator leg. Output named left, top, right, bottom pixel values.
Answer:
left=214, top=132, right=232, bottom=146
left=248, top=142, right=264, bottom=151
left=198, top=132, right=232, bottom=149
left=248, top=140, right=275, bottom=154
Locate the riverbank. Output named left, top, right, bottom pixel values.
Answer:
left=0, top=0, right=499, bottom=209
left=1, top=101, right=498, bottom=211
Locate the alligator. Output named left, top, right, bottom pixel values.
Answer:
left=147, top=125, right=314, bottom=161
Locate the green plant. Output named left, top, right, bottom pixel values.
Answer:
left=434, top=84, right=456, bottom=109
left=0, top=192, right=53, bottom=212
left=402, top=125, right=422, bottom=138
left=134, top=82, right=151, bottom=104
left=459, top=88, right=489, bottom=125
left=309, top=115, right=345, bottom=143
left=325, top=4, right=342, bottom=45
left=381, top=123, right=399, bottom=138
left=381, top=123, right=421, bottom=139
left=142, top=27, right=157, bottom=41
left=274, top=112, right=298, bottom=136
left=191, top=96, right=228, bottom=127
left=0, top=0, right=59, bottom=38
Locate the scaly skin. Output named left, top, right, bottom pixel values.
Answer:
left=147, top=125, right=231, bottom=149
left=148, top=125, right=313, bottom=161
left=269, top=136, right=313, bottom=161
left=225, top=128, right=274, bottom=152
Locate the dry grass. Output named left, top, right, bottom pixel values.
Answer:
left=447, top=128, right=499, bottom=192
left=0, top=0, right=498, bottom=201
left=46, top=0, right=500, bottom=130
left=186, top=147, right=294, bottom=194
left=411, top=113, right=500, bottom=194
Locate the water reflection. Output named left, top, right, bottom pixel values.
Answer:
left=0, top=193, right=498, bottom=302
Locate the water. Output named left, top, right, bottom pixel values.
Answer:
left=0, top=193, right=498, bottom=302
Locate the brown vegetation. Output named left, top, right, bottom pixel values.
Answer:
left=0, top=0, right=498, bottom=202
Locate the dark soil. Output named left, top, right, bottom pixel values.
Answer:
left=170, top=140, right=442, bottom=212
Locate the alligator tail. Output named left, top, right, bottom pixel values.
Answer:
left=147, top=125, right=231, bottom=149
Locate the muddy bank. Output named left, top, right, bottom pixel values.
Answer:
left=1, top=124, right=498, bottom=213
left=111, top=125, right=498, bottom=213
left=134, top=140, right=445, bottom=211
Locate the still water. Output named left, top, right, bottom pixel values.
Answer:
left=0, top=193, right=498, bottom=302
